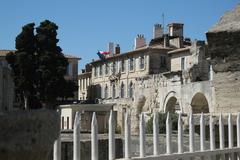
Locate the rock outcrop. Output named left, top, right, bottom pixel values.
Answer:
left=0, top=109, right=60, bottom=160
left=206, top=4, right=240, bottom=72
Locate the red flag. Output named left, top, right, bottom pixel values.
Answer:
left=99, top=51, right=110, bottom=55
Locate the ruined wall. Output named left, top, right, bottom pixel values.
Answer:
left=106, top=72, right=212, bottom=134
left=206, top=4, right=240, bottom=113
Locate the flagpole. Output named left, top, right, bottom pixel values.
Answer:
left=162, top=13, right=165, bottom=34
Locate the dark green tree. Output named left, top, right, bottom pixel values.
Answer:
left=6, top=23, right=36, bottom=109
left=35, top=20, right=71, bottom=108
left=6, top=20, right=78, bottom=109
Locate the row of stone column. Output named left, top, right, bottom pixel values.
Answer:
left=54, top=111, right=240, bottom=160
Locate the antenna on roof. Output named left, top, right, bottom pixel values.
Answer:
left=162, top=13, right=165, bottom=34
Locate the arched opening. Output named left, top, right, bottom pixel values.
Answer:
left=191, top=92, right=209, bottom=113
left=165, top=97, right=180, bottom=113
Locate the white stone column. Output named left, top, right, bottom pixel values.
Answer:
left=189, top=112, right=195, bottom=152
left=200, top=113, right=205, bottom=151
left=73, top=112, right=81, bottom=160
left=139, top=113, right=145, bottom=157
left=166, top=112, right=172, bottom=154
left=228, top=113, right=234, bottom=160
left=91, top=112, right=98, bottom=160
left=124, top=111, right=131, bottom=158
left=153, top=112, right=159, bottom=155
left=209, top=115, right=215, bottom=150
left=178, top=113, right=183, bottom=153
left=108, top=110, right=115, bottom=160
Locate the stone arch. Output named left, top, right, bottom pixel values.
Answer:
left=163, top=91, right=181, bottom=113
left=191, top=92, right=209, bottom=113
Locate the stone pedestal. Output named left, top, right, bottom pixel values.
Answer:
left=0, top=109, right=60, bottom=160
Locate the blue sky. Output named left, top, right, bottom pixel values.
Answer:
left=0, top=0, right=239, bottom=71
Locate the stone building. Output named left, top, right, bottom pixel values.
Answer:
left=79, top=23, right=210, bottom=132
left=64, top=54, right=81, bottom=83
left=63, top=54, right=81, bottom=100
left=78, top=64, right=92, bottom=100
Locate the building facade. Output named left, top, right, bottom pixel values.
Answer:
left=78, top=23, right=211, bottom=132
left=78, top=64, right=92, bottom=100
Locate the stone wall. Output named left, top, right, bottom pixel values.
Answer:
left=207, top=4, right=240, bottom=112
left=212, top=71, right=240, bottom=113
left=0, top=110, right=60, bottom=160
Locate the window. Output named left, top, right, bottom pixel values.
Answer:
left=112, top=84, right=116, bottom=98
left=99, top=65, right=102, bottom=76
left=129, top=82, right=134, bottom=98
left=66, top=63, right=73, bottom=76
left=112, top=62, right=116, bottom=75
left=67, top=117, right=69, bottom=130
left=98, top=85, right=102, bottom=98
left=79, top=79, right=82, bottom=91
left=181, top=57, right=185, bottom=70
left=140, top=54, right=145, bottom=69
left=129, top=57, right=134, bottom=71
left=94, top=67, right=97, bottom=77
left=160, top=56, right=166, bottom=67
left=121, top=59, right=125, bottom=72
left=120, top=82, right=125, bottom=98
left=105, top=64, right=109, bottom=75
left=104, top=85, right=108, bottom=99
left=83, top=79, right=85, bottom=90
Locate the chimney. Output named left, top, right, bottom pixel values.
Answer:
left=115, top=44, right=120, bottom=54
left=108, top=42, right=114, bottom=56
left=153, top=24, right=163, bottom=39
left=168, top=23, right=184, bottom=37
left=134, top=34, right=146, bottom=50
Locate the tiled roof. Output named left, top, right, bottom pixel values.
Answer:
left=0, top=50, right=15, bottom=57
left=64, top=54, right=81, bottom=60
left=91, top=45, right=172, bottom=64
